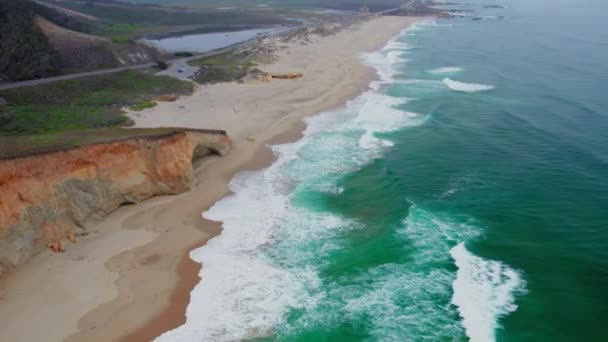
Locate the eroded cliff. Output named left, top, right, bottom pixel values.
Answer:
left=0, top=129, right=231, bottom=276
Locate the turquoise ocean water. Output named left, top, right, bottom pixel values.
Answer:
left=157, top=0, right=608, bottom=341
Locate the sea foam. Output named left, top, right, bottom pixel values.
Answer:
left=355, top=93, right=422, bottom=149
left=443, top=78, right=495, bottom=92
left=428, top=66, right=465, bottom=74
left=450, top=243, right=526, bottom=342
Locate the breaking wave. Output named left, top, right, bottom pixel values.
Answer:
left=428, top=66, right=465, bottom=74
left=451, top=243, right=526, bottom=342
left=443, top=78, right=495, bottom=92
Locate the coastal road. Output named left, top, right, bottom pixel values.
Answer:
left=0, top=5, right=409, bottom=91
left=0, top=63, right=157, bottom=91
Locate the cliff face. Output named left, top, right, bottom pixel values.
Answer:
left=0, top=130, right=231, bottom=276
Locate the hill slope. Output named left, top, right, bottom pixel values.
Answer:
left=37, top=16, right=167, bottom=73
left=0, top=0, right=61, bottom=82
left=0, top=0, right=169, bottom=82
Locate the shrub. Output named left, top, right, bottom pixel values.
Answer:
left=173, top=51, right=194, bottom=57
left=130, top=100, right=156, bottom=111
left=155, top=61, right=168, bottom=70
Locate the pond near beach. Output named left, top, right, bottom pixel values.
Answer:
left=141, top=27, right=283, bottom=52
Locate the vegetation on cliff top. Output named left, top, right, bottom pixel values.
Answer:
left=0, top=70, right=193, bottom=135
left=0, top=127, right=196, bottom=159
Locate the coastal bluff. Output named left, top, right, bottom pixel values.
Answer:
left=0, top=129, right=231, bottom=277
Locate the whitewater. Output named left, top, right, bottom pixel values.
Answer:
left=156, top=21, right=525, bottom=342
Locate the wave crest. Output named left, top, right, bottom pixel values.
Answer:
left=443, top=78, right=495, bottom=92
left=428, top=66, right=464, bottom=74
left=450, top=243, right=526, bottom=342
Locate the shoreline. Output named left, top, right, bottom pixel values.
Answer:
left=0, top=15, right=427, bottom=342
left=134, top=17, right=425, bottom=341
left=122, top=118, right=310, bottom=342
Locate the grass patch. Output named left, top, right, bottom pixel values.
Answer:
left=0, top=70, right=193, bottom=135
left=188, top=51, right=258, bottom=84
left=187, top=52, right=244, bottom=66
left=111, top=36, right=133, bottom=44
left=173, top=51, right=194, bottom=57
left=0, top=127, right=187, bottom=159
left=130, top=100, right=156, bottom=111
left=0, top=105, right=127, bottom=134
left=193, top=65, right=249, bottom=84
left=95, top=23, right=138, bottom=37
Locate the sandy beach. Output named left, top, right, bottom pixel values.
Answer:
left=0, top=15, right=425, bottom=342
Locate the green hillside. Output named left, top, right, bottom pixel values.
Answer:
left=0, top=0, right=62, bottom=82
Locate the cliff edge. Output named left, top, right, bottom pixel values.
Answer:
left=0, top=129, right=231, bottom=276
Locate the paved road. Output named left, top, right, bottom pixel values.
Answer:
left=0, top=63, right=157, bottom=91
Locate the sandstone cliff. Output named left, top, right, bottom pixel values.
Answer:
left=0, top=129, right=231, bottom=277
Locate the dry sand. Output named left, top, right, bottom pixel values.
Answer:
left=0, top=16, right=425, bottom=342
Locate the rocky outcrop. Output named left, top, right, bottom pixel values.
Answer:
left=272, top=73, right=303, bottom=80
left=0, top=129, right=231, bottom=276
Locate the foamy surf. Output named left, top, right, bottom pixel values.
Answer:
left=450, top=243, right=526, bottom=342
left=428, top=66, right=465, bottom=74
left=154, top=163, right=300, bottom=341
left=443, top=78, right=495, bottom=92
left=355, top=93, right=422, bottom=149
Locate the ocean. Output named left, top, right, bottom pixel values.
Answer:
left=157, top=0, right=608, bottom=341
